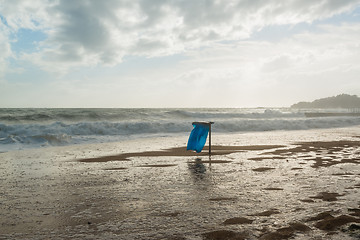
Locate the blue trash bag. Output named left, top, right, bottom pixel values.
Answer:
left=187, top=123, right=209, bottom=153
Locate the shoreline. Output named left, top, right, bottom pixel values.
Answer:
left=1, top=127, right=360, bottom=239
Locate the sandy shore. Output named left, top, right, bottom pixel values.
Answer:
left=1, top=127, right=360, bottom=239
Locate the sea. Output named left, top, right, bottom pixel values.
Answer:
left=1, top=108, right=360, bottom=152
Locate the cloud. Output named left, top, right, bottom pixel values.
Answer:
left=0, top=19, right=12, bottom=78
left=0, top=0, right=54, bottom=30
left=167, top=20, right=360, bottom=104
left=1, top=0, right=360, bottom=75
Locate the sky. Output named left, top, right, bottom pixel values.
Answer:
left=1, top=0, right=360, bottom=108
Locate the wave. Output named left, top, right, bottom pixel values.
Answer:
left=0, top=108, right=304, bottom=123
left=0, top=108, right=138, bottom=123
left=1, top=111, right=360, bottom=151
left=163, top=109, right=304, bottom=119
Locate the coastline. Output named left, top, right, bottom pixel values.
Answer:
left=1, top=127, right=360, bottom=239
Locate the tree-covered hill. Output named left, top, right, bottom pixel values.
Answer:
left=291, top=94, right=360, bottom=108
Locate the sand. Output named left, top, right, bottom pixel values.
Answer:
left=0, top=127, right=360, bottom=239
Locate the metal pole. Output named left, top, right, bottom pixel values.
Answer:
left=209, top=122, right=211, bottom=156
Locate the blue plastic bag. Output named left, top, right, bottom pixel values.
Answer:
left=187, top=123, right=209, bottom=153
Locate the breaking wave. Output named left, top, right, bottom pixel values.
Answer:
left=1, top=108, right=360, bottom=151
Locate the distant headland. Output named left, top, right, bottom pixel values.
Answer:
left=291, top=94, right=360, bottom=117
left=291, top=94, right=360, bottom=109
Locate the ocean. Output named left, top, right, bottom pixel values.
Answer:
left=1, top=108, right=360, bottom=152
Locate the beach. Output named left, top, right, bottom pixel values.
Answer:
left=1, top=126, right=359, bottom=239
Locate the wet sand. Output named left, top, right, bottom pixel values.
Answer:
left=79, top=145, right=284, bottom=163
left=0, top=127, right=360, bottom=239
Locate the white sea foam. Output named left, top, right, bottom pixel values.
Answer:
left=0, top=108, right=359, bottom=151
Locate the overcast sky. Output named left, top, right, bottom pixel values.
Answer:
left=1, top=0, right=360, bottom=108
